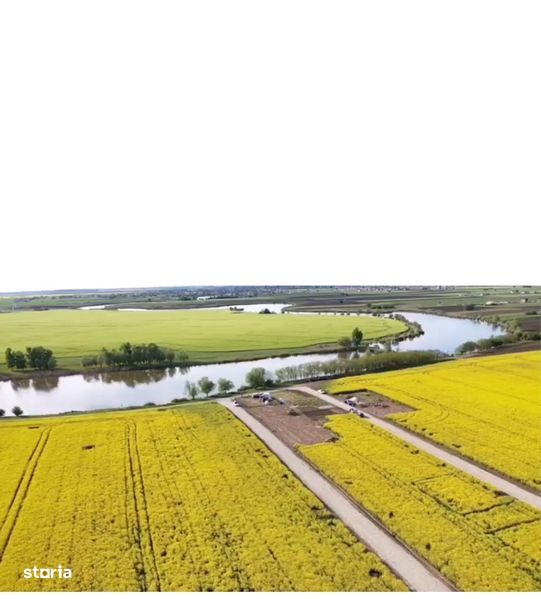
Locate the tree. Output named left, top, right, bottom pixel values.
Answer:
left=0, top=409, right=5, bottom=417
left=25, top=346, right=56, bottom=370
left=338, top=336, right=352, bottom=350
left=6, top=347, right=25, bottom=369
left=81, top=356, right=98, bottom=368
left=12, top=406, right=23, bottom=417
left=217, top=378, right=234, bottom=394
left=351, top=327, right=364, bottom=349
left=246, top=367, right=267, bottom=389
left=198, top=377, right=215, bottom=398
left=176, top=351, right=189, bottom=366
left=119, top=342, right=134, bottom=364
left=185, top=381, right=199, bottom=400
left=456, top=340, right=479, bottom=355
left=147, top=343, right=165, bottom=364
left=8, top=350, right=27, bottom=370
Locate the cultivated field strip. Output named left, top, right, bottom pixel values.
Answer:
left=299, top=414, right=541, bottom=591
left=0, top=406, right=405, bottom=591
left=326, top=351, right=541, bottom=490
left=0, top=421, right=142, bottom=591
left=298, top=386, right=541, bottom=509
left=220, top=399, right=452, bottom=592
left=0, top=428, right=50, bottom=561
left=130, top=406, right=405, bottom=591
left=0, top=427, right=43, bottom=533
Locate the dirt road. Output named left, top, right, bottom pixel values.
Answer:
left=296, top=386, right=541, bottom=510
left=219, top=398, right=452, bottom=592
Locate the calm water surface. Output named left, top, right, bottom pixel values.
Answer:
left=0, top=312, right=504, bottom=416
left=80, top=303, right=291, bottom=313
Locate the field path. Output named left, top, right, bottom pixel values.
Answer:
left=218, top=398, right=452, bottom=592
left=296, top=386, right=541, bottom=510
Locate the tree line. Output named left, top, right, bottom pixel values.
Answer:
left=184, top=377, right=235, bottom=399
left=272, top=350, right=444, bottom=384
left=0, top=406, right=24, bottom=417
left=81, top=342, right=189, bottom=368
left=5, top=347, right=57, bottom=371
left=179, top=351, right=444, bottom=400
left=456, top=333, right=521, bottom=354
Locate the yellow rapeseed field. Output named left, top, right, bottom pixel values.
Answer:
left=0, top=404, right=404, bottom=592
left=300, top=415, right=541, bottom=591
left=326, top=351, right=541, bottom=489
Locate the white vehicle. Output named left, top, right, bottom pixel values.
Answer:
left=232, top=400, right=239, bottom=407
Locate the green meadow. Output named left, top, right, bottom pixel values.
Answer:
left=0, top=309, right=407, bottom=372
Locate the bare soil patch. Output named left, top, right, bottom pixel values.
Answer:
left=274, top=389, right=328, bottom=408
left=238, top=393, right=341, bottom=447
left=335, top=389, right=416, bottom=418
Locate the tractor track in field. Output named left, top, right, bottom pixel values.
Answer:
left=126, top=421, right=162, bottom=592
left=125, top=423, right=148, bottom=591
left=0, top=428, right=50, bottom=562
left=295, top=386, right=541, bottom=510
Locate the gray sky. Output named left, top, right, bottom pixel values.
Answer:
left=1, top=1, right=539, bottom=292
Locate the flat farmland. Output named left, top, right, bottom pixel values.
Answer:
left=0, top=309, right=406, bottom=372
left=327, top=351, right=541, bottom=490
left=0, top=404, right=405, bottom=591
left=300, top=415, right=541, bottom=591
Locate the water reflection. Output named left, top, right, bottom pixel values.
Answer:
left=32, top=377, right=60, bottom=392
left=10, top=377, right=59, bottom=392
left=10, top=378, right=32, bottom=391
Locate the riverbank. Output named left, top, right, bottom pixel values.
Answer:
left=2, top=347, right=535, bottom=421
left=0, top=352, right=448, bottom=421
left=0, top=335, right=407, bottom=382
left=0, top=311, right=507, bottom=416
left=0, top=312, right=415, bottom=381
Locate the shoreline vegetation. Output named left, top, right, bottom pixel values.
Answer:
left=0, top=349, right=448, bottom=421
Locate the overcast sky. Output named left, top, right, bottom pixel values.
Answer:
left=1, top=1, right=539, bottom=292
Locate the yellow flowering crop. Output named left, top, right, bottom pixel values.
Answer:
left=326, top=351, right=541, bottom=489
left=300, top=415, right=541, bottom=591
left=0, top=427, right=42, bottom=533
left=0, top=404, right=404, bottom=591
